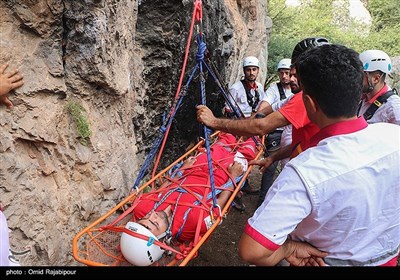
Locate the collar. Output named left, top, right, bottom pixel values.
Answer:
left=363, top=84, right=390, bottom=104
left=246, top=81, right=258, bottom=90
left=307, top=117, right=368, bottom=149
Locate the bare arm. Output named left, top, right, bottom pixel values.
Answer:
left=238, top=232, right=328, bottom=266
left=256, top=101, right=273, bottom=116
left=197, top=105, right=289, bottom=137
left=216, top=161, right=243, bottom=207
left=249, top=144, right=292, bottom=173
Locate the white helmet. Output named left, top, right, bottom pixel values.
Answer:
left=359, top=50, right=392, bottom=74
left=243, top=56, right=259, bottom=68
left=120, top=222, right=164, bottom=266
left=277, top=58, right=291, bottom=70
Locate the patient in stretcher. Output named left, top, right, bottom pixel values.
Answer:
left=120, top=133, right=258, bottom=265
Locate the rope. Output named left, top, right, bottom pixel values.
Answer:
left=201, top=55, right=262, bottom=149
left=151, top=0, right=204, bottom=177
left=194, top=34, right=218, bottom=208
left=196, top=35, right=206, bottom=62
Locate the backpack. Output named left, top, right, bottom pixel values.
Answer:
left=360, top=88, right=398, bottom=120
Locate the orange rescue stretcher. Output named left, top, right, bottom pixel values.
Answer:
left=72, top=132, right=265, bottom=266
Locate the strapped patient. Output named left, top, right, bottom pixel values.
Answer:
left=120, top=132, right=258, bottom=266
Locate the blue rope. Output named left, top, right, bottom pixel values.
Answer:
left=131, top=65, right=199, bottom=191
left=195, top=34, right=217, bottom=208
left=202, top=62, right=243, bottom=118
left=196, top=35, right=207, bottom=62
left=130, top=31, right=261, bottom=240
left=202, top=59, right=260, bottom=147
left=132, top=32, right=259, bottom=201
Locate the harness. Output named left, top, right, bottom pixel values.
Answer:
left=359, top=88, right=398, bottom=120
left=240, top=80, right=260, bottom=113
left=276, top=82, right=286, bottom=100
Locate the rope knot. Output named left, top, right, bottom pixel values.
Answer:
left=196, top=35, right=207, bottom=62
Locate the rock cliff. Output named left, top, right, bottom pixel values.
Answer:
left=0, top=0, right=270, bottom=265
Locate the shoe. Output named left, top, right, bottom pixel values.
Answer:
left=232, top=196, right=246, bottom=212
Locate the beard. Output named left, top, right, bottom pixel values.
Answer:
left=362, top=84, right=372, bottom=94
left=290, top=83, right=301, bottom=94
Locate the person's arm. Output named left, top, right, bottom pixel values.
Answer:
left=224, top=85, right=239, bottom=117
left=256, top=101, right=273, bottom=116
left=249, top=144, right=292, bottom=173
left=197, top=105, right=289, bottom=137
left=216, top=161, right=244, bottom=207
left=168, top=156, right=197, bottom=179
left=257, top=83, right=279, bottom=116
left=238, top=233, right=328, bottom=266
left=0, top=63, right=24, bottom=109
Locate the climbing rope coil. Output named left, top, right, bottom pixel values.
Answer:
left=72, top=0, right=265, bottom=266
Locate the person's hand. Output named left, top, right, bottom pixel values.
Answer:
left=285, top=240, right=328, bottom=266
left=0, top=95, right=13, bottom=109
left=249, top=156, right=274, bottom=173
left=0, top=63, right=24, bottom=108
left=228, top=161, right=244, bottom=178
left=196, top=105, right=216, bottom=127
left=304, top=256, right=327, bottom=267
left=182, top=156, right=196, bottom=168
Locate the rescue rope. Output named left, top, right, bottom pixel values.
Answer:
left=151, top=0, right=204, bottom=179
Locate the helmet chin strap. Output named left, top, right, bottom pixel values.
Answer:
left=366, top=72, right=374, bottom=92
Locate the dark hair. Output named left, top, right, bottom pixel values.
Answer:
left=296, top=44, right=364, bottom=118
left=291, top=37, right=330, bottom=64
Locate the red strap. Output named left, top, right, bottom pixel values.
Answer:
left=176, top=242, right=197, bottom=260
left=152, top=0, right=203, bottom=177
left=194, top=0, right=202, bottom=22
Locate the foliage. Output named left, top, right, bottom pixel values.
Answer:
left=66, top=100, right=92, bottom=146
left=369, top=0, right=400, bottom=32
left=266, top=0, right=399, bottom=87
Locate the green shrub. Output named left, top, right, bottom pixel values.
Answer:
left=66, top=101, right=91, bottom=145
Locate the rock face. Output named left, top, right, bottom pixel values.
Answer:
left=0, top=0, right=269, bottom=266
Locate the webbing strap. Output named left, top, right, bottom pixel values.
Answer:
left=360, top=89, right=397, bottom=120
left=240, top=80, right=260, bottom=113
left=276, top=82, right=286, bottom=100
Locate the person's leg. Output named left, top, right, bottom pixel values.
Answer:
left=257, top=161, right=278, bottom=208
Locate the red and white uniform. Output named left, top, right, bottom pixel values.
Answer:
left=358, top=84, right=400, bottom=125
left=263, top=82, right=293, bottom=106
left=226, top=81, right=266, bottom=118
left=245, top=118, right=400, bottom=266
left=265, top=83, right=293, bottom=166
left=278, top=92, right=320, bottom=158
